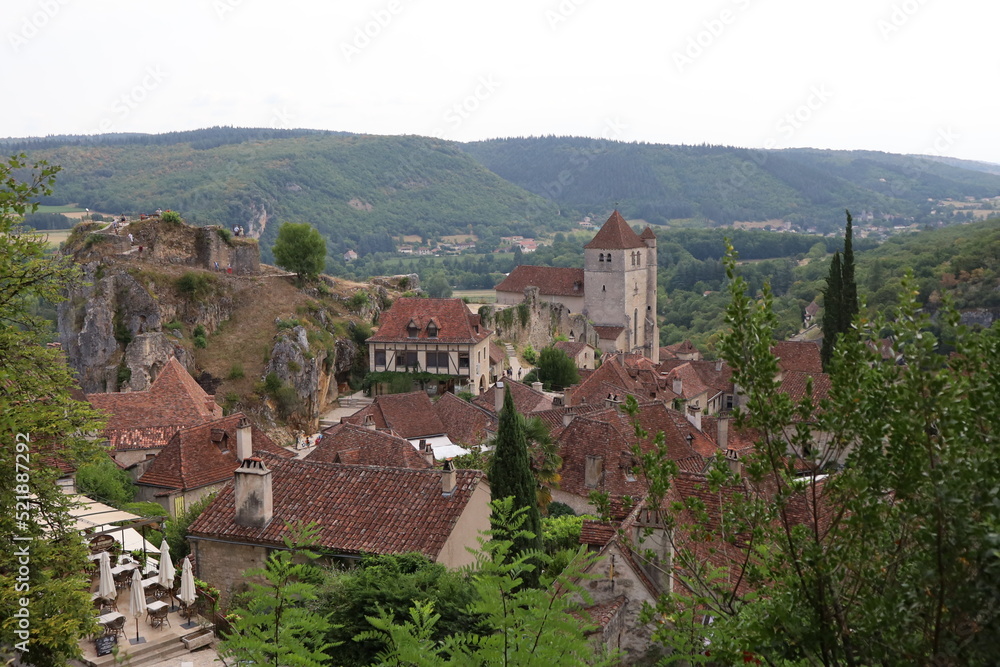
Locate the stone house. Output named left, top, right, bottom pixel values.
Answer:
left=494, top=211, right=659, bottom=361
left=340, top=391, right=469, bottom=459
left=367, top=297, right=493, bottom=395
left=554, top=340, right=597, bottom=370
left=135, top=413, right=292, bottom=518
left=307, top=422, right=433, bottom=468
left=188, top=453, right=491, bottom=604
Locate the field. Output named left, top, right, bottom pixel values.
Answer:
left=34, top=204, right=111, bottom=220
left=453, top=289, right=495, bottom=304
left=40, top=229, right=75, bottom=247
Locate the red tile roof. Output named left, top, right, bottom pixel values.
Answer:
left=556, top=402, right=707, bottom=501
left=310, top=422, right=431, bottom=469
left=344, top=392, right=447, bottom=440
left=188, top=454, right=488, bottom=559
left=772, top=341, right=823, bottom=374
left=638, top=226, right=657, bottom=241
left=494, top=266, right=585, bottom=298
left=488, top=341, right=505, bottom=366
left=88, top=357, right=221, bottom=450
left=580, top=520, right=617, bottom=546
left=592, top=325, right=625, bottom=341
left=554, top=341, right=589, bottom=360
left=367, top=298, right=490, bottom=344
left=137, top=414, right=291, bottom=491
left=566, top=355, right=652, bottom=407
left=472, top=381, right=553, bottom=416
left=584, top=211, right=647, bottom=250
left=432, top=392, right=497, bottom=446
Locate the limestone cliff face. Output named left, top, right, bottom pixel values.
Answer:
left=263, top=325, right=335, bottom=431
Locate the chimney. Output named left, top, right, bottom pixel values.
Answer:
left=364, top=414, right=376, bottom=431
left=532, top=381, right=543, bottom=393
left=234, top=457, right=272, bottom=529
left=236, top=417, right=252, bottom=461
left=495, top=381, right=504, bottom=413
left=206, top=396, right=219, bottom=417
left=715, top=359, right=723, bottom=372
left=420, top=439, right=435, bottom=466
left=717, top=417, right=729, bottom=450
left=672, top=377, right=683, bottom=396
left=604, top=393, right=621, bottom=409
left=686, top=403, right=702, bottom=431
left=725, top=448, right=742, bottom=476
left=585, top=455, right=603, bottom=489
left=562, top=407, right=575, bottom=428
left=552, top=394, right=564, bottom=407
left=441, top=459, right=457, bottom=496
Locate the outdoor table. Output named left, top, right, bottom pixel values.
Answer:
left=141, top=576, right=158, bottom=590
left=145, top=599, right=168, bottom=623
left=110, top=563, right=138, bottom=576
left=97, top=611, right=124, bottom=626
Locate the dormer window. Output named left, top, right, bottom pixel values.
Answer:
left=407, top=319, right=419, bottom=338
left=426, top=322, right=438, bottom=338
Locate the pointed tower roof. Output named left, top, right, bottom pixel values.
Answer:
left=639, top=226, right=656, bottom=240
left=584, top=210, right=645, bottom=250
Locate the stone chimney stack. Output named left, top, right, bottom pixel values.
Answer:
left=717, top=417, right=729, bottom=450
left=562, top=407, right=575, bottom=428
left=532, top=381, right=544, bottom=393
left=420, top=439, right=434, bottom=467
left=364, top=414, right=376, bottom=431
left=206, top=396, right=219, bottom=417
left=725, top=448, right=742, bottom=476
left=236, top=417, right=252, bottom=461
left=604, top=393, right=621, bottom=409
left=441, top=459, right=457, bottom=496
left=234, top=457, right=272, bottom=529
left=495, top=381, right=504, bottom=414
left=585, top=455, right=603, bottom=489
left=686, top=403, right=702, bottom=431
left=672, top=377, right=683, bottom=396
left=715, top=359, right=723, bottom=372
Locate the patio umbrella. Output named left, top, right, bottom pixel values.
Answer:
left=157, top=538, right=175, bottom=608
left=97, top=551, right=116, bottom=602
left=129, top=568, right=147, bottom=644
left=179, top=557, right=198, bottom=628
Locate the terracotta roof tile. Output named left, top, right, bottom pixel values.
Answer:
left=344, top=392, right=447, bottom=439
left=473, top=381, right=553, bottom=415
left=88, top=357, right=221, bottom=450
left=188, top=454, right=488, bottom=559
left=138, top=413, right=291, bottom=491
left=584, top=211, right=646, bottom=250
left=310, top=422, right=431, bottom=468
left=368, top=298, right=490, bottom=344
left=593, top=325, right=625, bottom=340
left=554, top=341, right=589, bottom=359
left=433, top=392, right=497, bottom=446
left=580, top=520, right=617, bottom=546
left=494, top=266, right=585, bottom=298
left=578, top=594, right=627, bottom=634
left=772, top=341, right=823, bottom=374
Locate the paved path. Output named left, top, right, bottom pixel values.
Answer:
left=503, top=343, right=533, bottom=382
left=149, top=646, right=219, bottom=667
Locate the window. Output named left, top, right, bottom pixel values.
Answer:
left=607, top=254, right=611, bottom=265
left=374, top=349, right=386, bottom=367
left=426, top=351, right=448, bottom=370
left=426, top=323, right=438, bottom=338
left=599, top=253, right=605, bottom=263
left=407, top=324, right=419, bottom=338
left=459, top=353, right=470, bottom=369
left=405, top=351, right=418, bottom=368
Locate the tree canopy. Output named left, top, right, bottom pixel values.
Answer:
left=535, top=346, right=580, bottom=391
left=273, top=222, right=327, bottom=282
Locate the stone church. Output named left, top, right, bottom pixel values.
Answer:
left=495, top=211, right=659, bottom=362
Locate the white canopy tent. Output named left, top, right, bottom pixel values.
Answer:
left=406, top=435, right=468, bottom=460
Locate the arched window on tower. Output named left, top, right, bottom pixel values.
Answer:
left=599, top=253, right=605, bottom=263
left=636, top=253, right=641, bottom=267
left=634, top=308, right=639, bottom=345
left=607, top=254, right=611, bottom=266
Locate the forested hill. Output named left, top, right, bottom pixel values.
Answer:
left=461, top=137, right=1000, bottom=232
left=14, top=131, right=564, bottom=259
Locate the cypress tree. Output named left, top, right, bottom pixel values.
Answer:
left=821, top=210, right=861, bottom=371
left=821, top=251, right=843, bottom=371
left=841, top=209, right=859, bottom=334
left=488, top=384, right=543, bottom=585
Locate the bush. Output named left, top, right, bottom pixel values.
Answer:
left=350, top=321, right=372, bottom=348
left=164, top=320, right=183, bottom=331
left=116, top=364, right=132, bottom=387
left=547, top=501, right=576, bottom=518
left=76, top=459, right=135, bottom=506
left=217, top=228, right=232, bottom=244
left=193, top=324, right=206, bottom=338
left=176, top=272, right=214, bottom=300
left=348, top=291, right=369, bottom=311
left=522, top=344, right=537, bottom=365
left=227, top=364, right=245, bottom=380
left=274, top=386, right=300, bottom=419
left=160, top=210, right=182, bottom=223
left=263, top=372, right=282, bottom=394
left=193, top=334, right=207, bottom=349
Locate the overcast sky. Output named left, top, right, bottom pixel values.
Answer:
left=3, top=0, right=996, bottom=163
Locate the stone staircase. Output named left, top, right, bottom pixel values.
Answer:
left=504, top=343, right=516, bottom=358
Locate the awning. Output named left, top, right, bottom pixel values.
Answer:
left=407, top=435, right=469, bottom=460
left=66, top=495, right=141, bottom=530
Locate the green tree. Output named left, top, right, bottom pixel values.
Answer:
left=639, top=243, right=1000, bottom=665
left=425, top=272, right=452, bottom=298
left=535, top=346, right=580, bottom=390
left=488, top=386, right=543, bottom=586
left=0, top=155, right=107, bottom=666
left=521, top=415, right=561, bottom=510
left=75, top=458, right=135, bottom=506
left=357, top=499, right=616, bottom=667
left=821, top=210, right=859, bottom=371
left=218, top=523, right=337, bottom=667
left=315, top=553, right=480, bottom=666
left=273, top=222, right=327, bottom=283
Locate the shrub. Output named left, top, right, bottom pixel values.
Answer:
left=277, top=318, right=300, bottom=330
left=547, top=501, right=576, bottom=518
left=176, top=272, right=214, bottom=300
left=522, top=344, right=537, bottom=365
left=194, top=334, right=207, bottom=349
left=164, top=320, right=183, bottom=331
left=116, top=364, right=132, bottom=387
left=348, top=291, right=370, bottom=311
left=263, top=372, right=282, bottom=394
left=273, top=386, right=300, bottom=419
left=217, top=228, right=232, bottom=244
left=287, top=360, right=301, bottom=373
left=227, top=364, right=245, bottom=380
left=160, top=210, right=182, bottom=223
left=193, top=324, right=206, bottom=338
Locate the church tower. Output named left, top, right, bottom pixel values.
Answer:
left=583, top=211, right=659, bottom=361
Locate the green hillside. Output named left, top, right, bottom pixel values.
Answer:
left=461, top=138, right=1000, bottom=231
left=13, top=130, right=564, bottom=259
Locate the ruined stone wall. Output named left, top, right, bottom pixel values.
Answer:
left=480, top=288, right=601, bottom=352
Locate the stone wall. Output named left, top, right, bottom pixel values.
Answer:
left=191, top=538, right=271, bottom=607
left=480, top=288, right=601, bottom=353
left=194, top=227, right=260, bottom=274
